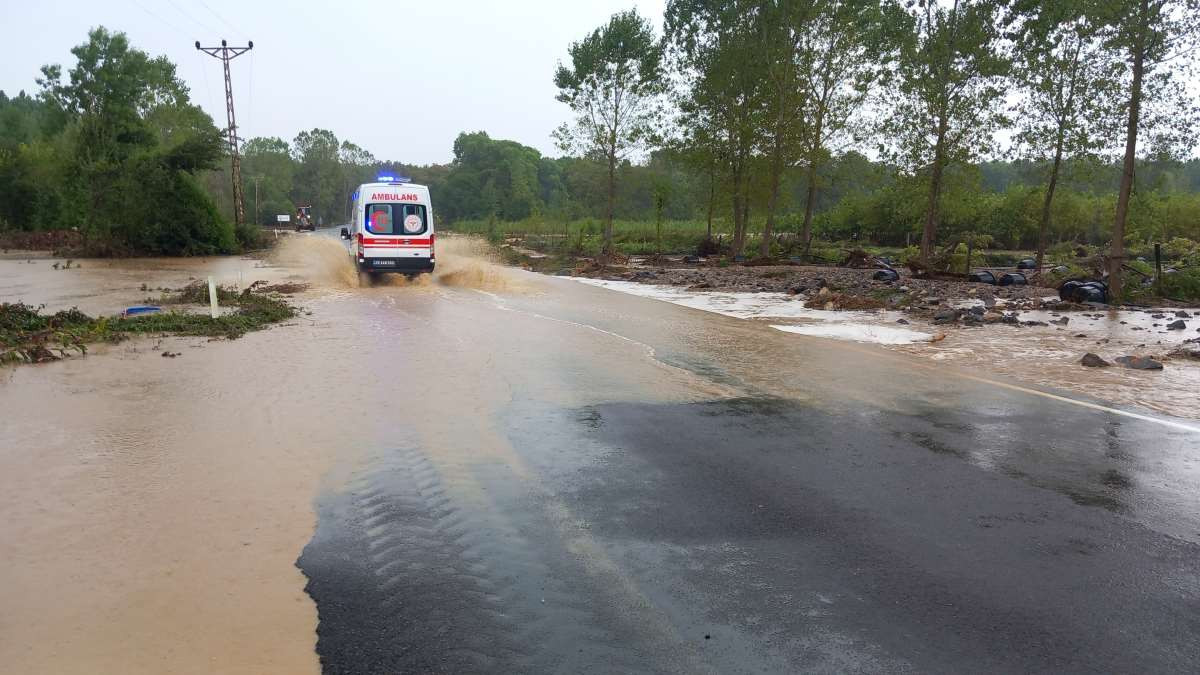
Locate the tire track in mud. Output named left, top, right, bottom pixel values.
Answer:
left=298, top=444, right=667, bottom=674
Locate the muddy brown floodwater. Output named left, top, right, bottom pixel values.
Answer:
left=0, top=235, right=533, bottom=673
left=2, top=234, right=1198, bottom=673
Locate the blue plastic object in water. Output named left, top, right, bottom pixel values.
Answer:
left=121, top=305, right=162, bottom=318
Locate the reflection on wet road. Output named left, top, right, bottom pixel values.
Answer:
left=2, top=238, right=1199, bottom=673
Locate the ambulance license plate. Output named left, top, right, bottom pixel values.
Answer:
left=375, top=260, right=395, bottom=266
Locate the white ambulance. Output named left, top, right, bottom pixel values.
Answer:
left=341, top=176, right=435, bottom=276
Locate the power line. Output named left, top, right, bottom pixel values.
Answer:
left=163, top=0, right=221, bottom=36
left=197, top=0, right=244, bottom=40
left=129, top=0, right=189, bottom=36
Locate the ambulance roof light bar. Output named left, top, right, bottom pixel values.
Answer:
left=376, top=173, right=412, bottom=184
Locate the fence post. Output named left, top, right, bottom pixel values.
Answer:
left=1155, top=243, right=1163, bottom=297
left=208, top=276, right=219, bottom=319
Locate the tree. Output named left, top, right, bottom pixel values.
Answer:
left=1093, top=0, right=1200, bottom=299
left=1011, top=2, right=1121, bottom=275
left=792, top=0, right=901, bottom=258
left=555, top=9, right=664, bottom=256
left=32, top=27, right=230, bottom=253
left=755, top=1, right=812, bottom=258
left=884, top=0, right=1009, bottom=264
left=666, top=0, right=767, bottom=257
left=338, top=140, right=376, bottom=220
left=292, top=128, right=341, bottom=224
left=243, top=137, right=295, bottom=225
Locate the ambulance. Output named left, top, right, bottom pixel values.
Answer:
left=341, top=175, right=435, bottom=276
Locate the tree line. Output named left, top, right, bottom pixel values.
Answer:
left=2, top=3, right=1199, bottom=293
left=550, top=0, right=1200, bottom=298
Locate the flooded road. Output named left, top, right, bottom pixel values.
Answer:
left=2, top=234, right=1199, bottom=673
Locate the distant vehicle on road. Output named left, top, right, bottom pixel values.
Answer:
left=341, top=175, right=435, bottom=277
left=295, top=205, right=315, bottom=232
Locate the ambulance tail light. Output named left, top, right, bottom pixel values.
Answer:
left=430, top=233, right=436, bottom=260
left=356, top=232, right=365, bottom=258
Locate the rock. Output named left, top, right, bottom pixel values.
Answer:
left=629, top=270, right=657, bottom=281
left=682, top=255, right=701, bottom=264
left=823, top=302, right=835, bottom=311
left=1080, top=353, right=1111, bottom=367
left=930, top=333, right=947, bottom=343
left=968, top=305, right=985, bottom=316
left=1050, top=317, right=1069, bottom=326
left=1115, top=355, right=1164, bottom=370
left=1021, top=320, right=1049, bottom=327
left=983, top=311, right=1004, bottom=323
left=1176, top=310, right=1191, bottom=318
left=1073, top=333, right=1087, bottom=338
left=873, top=269, right=900, bottom=282
left=898, top=285, right=910, bottom=292
left=933, top=308, right=959, bottom=324
left=1166, top=319, right=1186, bottom=330
left=818, top=286, right=831, bottom=298
left=896, top=318, right=910, bottom=325
left=1001, top=314, right=1020, bottom=325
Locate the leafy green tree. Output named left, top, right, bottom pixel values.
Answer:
left=32, top=27, right=230, bottom=253
left=792, top=0, right=902, bottom=257
left=292, top=128, right=341, bottom=224
left=555, top=9, right=664, bottom=256
left=666, top=0, right=767, bottom=256
left=1092, top=0, right=1200, bottom=299
left=1011, top=2, right=1121, bottom=273
left=242, top=137, right=295, bottom=224
left=883, top=0, right=1009, bottom=264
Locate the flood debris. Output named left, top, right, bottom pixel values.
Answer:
left=1081, top=353, right=1111, bottom=368
left=1, top=285, right=297, bottom=366
left=1115, top=355, right=1164, bottom=371
left=1059, top=280, right=1109, bottom=304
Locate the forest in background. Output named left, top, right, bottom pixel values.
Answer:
left=2, top=0, right=1200, bottom=299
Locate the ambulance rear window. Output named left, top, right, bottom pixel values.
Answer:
left=365, top=204, right=428, bottom=235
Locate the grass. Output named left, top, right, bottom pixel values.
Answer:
left=445, top=217, right=1044, bottom=266
left=1, top=284, right=298, bottom=365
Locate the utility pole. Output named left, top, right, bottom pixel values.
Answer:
left=196, top=39, right=253, bottom=226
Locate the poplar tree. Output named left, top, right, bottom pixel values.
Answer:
left=884, top=0, right=1009, bottom=265
left=555, top=9, right=664, bottom=257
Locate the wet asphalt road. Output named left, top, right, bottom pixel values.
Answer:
left=295, top=262, right=1200, bottom=674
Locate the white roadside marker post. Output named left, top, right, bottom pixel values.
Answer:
left=208, top=276, right=219, bottom=318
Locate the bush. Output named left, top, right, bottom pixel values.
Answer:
left=1163, top=237, right=1197, bottom=261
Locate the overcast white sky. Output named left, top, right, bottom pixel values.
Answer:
left=1, top=0, right=667, bottom=165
